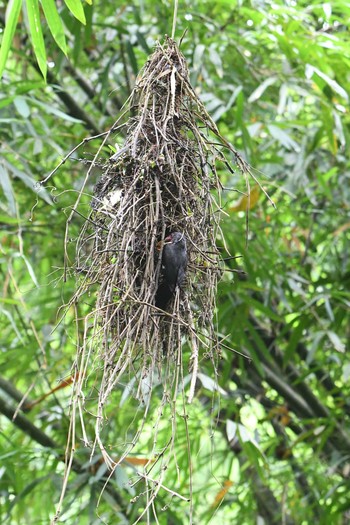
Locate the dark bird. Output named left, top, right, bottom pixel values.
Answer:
left=155, top=232, right=187, bottom=310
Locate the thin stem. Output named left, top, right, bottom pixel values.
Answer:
left=171, top=0, right=178, bottom=39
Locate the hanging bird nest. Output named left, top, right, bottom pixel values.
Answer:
left=45, top=37, right=275, bottom=522
left=63, top=37, right=253, bottom=473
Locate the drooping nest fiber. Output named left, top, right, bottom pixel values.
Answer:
left=70, top=37, right=249, bottom=467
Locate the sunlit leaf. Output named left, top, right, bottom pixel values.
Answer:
left=40, top=0, right=68, bottom=55
left=0, top=0, right=23, bottom=78
left=25, top=0, right=47, bottom=79
left=63, top=0, right=86, bottom=25
left=197, top=373, right=227, bottom=395
left=306, top=64, right=348, bottom=101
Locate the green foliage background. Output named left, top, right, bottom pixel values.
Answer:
left=0, top=0, right=349, bottom=523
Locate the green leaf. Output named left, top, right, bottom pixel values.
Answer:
left=327, top=331, right=345, bottom=353
left=242, top=441, right=267, bottom=477
left=197, top=373, right=227, bottom=395
left=13, top=96, right=31, bottom=118
left=306, top=64, right=349, bottom=102
left=243, top=295, right=284, bottom=323
left=208, top=45, right=223, bottom=78
left=32, top=98, right=83, bottom=123
left=193, top=44, right=205, bottom=71
left=0, top=297, right=21, bottom=305
left=25, top=0, right=47, bottom=79
left=40, top=0, right=68, bottom=55
left=6, top=475, right=52, bottom=516
left=226, top=420, right=267, bottom=473
left=21, top=254, right=39, bottom=287
left=0, top=95, right=16, bottom=109
left=3, top=159, right=53, bottom=205
left=84, top=3, right=93, bottom=45
left=1, top=308, right=24, bottom=342
left=126, top=40, right=138, bottom=75
left=268, top=124, right=300, bottom=151
left=136, top=31, right=151, bottom=54
left=0, top=0, right=23, bottom=78
left=63, top=0, right=86, bottom=25
left=248, top=77, right=277, bottom=103
left=0, top=164, right=16, bottom=216
left=283, top=317, right=307, bottom=367
left=343, top=363, right=350, bottom=382
left=72, top=18, right=82, bottom=64
left=0, top=214, right=19, bottom=225
left=246, top=320, right=273, bottom=364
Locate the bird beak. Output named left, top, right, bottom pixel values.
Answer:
left=156, top=235, right=172, bottom=251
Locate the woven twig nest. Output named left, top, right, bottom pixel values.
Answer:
left=69, top=37, right=249, bottom=470
left=48, top=37, right=265, bottom=522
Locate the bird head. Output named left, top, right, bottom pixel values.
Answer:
left=165, top=232, right=185, bottom=244
left=156, top=232, right=186, bottom=251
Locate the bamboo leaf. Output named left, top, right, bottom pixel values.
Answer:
left=268, top=124, right=300, bottom=151
left=0, top=164, right=16, bottom=216
left=25, top=0, right=47, bottom=79
left=208, top=45, right=223, bottom=78
left=327, top=331, right=345, bottom=353
left=0, top=0, right=23, bottom=78
left=6, top=475, right=51, bottom=516
left=248, top=76, right=277, bottom=103
left=306, top=64, right=348, bottom=101
left=21, top=254, right=39, bottom=287
left=40, top=0, right=68, bottom=55
left=126, top=40, right=138, bottom=75
left=3, top=159, right=53, bottom=205
left=63, top=0, right=86, bottom=25
left=197, top=373, right=228, bottom=396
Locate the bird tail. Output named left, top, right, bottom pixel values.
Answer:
left=155, top=282, right=173, bottom=310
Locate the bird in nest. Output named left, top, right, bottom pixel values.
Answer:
left=155, top=232, right=187, bottom=310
